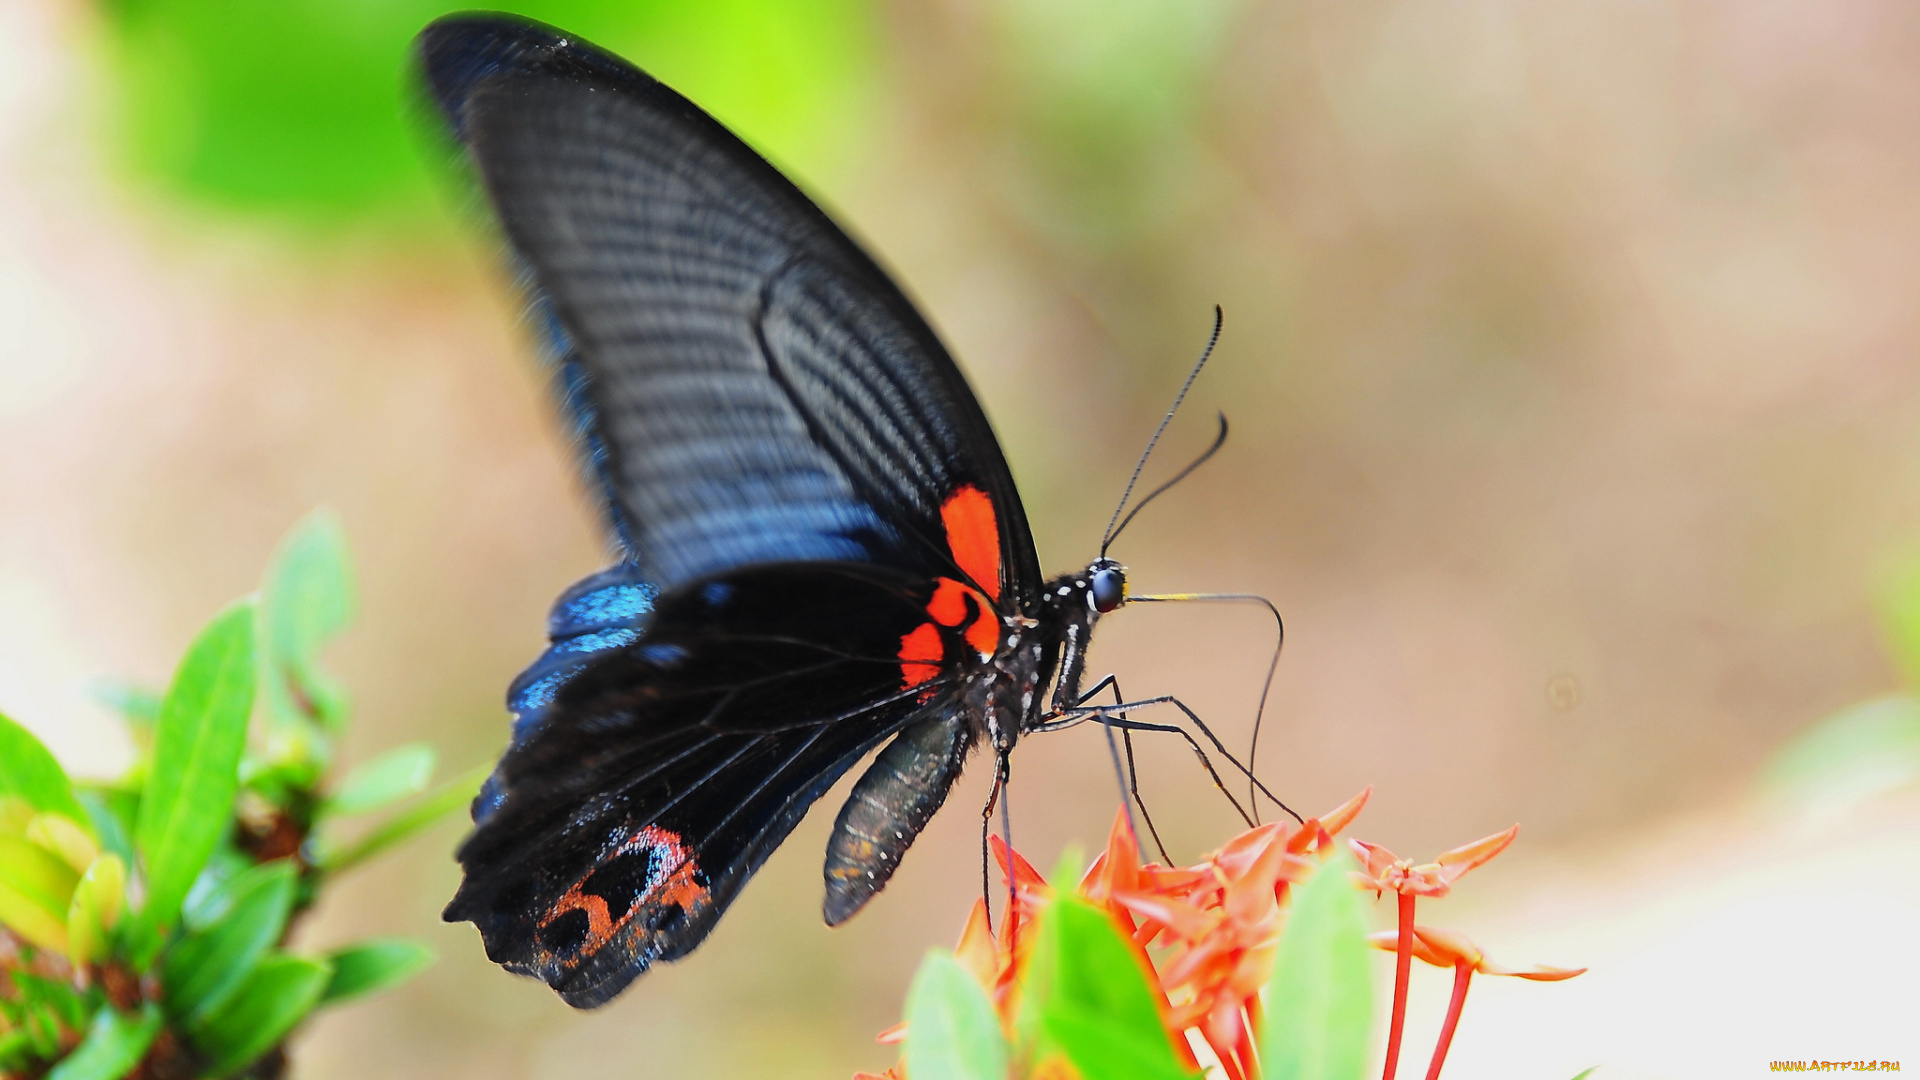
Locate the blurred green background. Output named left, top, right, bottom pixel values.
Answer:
left=3, top=0, right=1918, bottom=1076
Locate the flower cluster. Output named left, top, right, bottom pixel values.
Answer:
left=862, top=787, right=1583, bottom=1080
left=1352, top=831, right=1584, bottom=1080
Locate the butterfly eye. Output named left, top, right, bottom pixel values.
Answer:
left=1090, top=565, right=1126, bottom=613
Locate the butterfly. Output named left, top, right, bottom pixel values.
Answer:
left=419, top=13, right=1238, bottom=1009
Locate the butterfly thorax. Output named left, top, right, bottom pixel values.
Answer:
left=944, top=557, right=1127, bottom=756
left=1022, top=557, right=1126, bottom=728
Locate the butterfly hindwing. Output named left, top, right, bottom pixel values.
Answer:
left=447, top=562, right=968, bottom=1006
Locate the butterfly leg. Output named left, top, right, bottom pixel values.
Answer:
left=1117, top=727, right=1175, bottom=863
left=1069, top=674, right=1173, bottom=864
left=1134, top=695, right=1291, bottom=818
left=1039, top=694, right=1301, bottom=824
left=978, top=748, right=1014, bottom=932
left=1096, top=714, right=1255, bottom=828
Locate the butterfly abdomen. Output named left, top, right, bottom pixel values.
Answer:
left=823, top=714, right=975, bottom=925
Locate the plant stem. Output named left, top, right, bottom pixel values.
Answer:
left=1234, top=1009, right=1260, bottom=1080
left=1423, top=962, right=1474, bottom=1080
left=1382, top=892, right=1416, bottom=1080
left=1214, top=1035, right=1249, bottom=1080
left=315, top=762, right=488, bottom=875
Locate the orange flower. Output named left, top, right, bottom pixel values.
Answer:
left=1115, top=789, right=1372, bottom=1080
left=1366, top=925, right=1586, bottom=982
left=879, top=790, right=1371, bottom=1080
left=1347, top=824, right=1556, bottom=1080
left=857, top=788, right=1576, bottom=1080
left=1349, top=825, right=1518, bottom=900
left=1366, top=923, right=1584, bottom=1080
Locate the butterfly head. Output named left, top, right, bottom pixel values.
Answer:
left=1089, top=558, right=1128, bottom=613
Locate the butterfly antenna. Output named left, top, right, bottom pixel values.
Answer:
left=1101, top=306, right=1225, bottom=557
left=1103, top=413, right=1229, bottom=555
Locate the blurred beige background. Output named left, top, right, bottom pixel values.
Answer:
left=4, top=0, right=1918, bottom=1077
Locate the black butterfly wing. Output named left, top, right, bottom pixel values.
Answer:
left=446, top=562, right=964, bottom=1007
left=416, top=13, right=1041, bottom=603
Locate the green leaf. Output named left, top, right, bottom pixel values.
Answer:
left=165, top=861, right=298, bottom=1029
left=326, top=743, right=436, bottom=816
left=88, top=681, right=163, bottom=730
left=1567, top=1070, right=1599, bottom=1080
left=191, top=953, right=332, bottom=1077
left=240, top=756, right=324, bottom=806
left=10, top=970, right=90, bottom=1039
left=19, top=1005, right=63, bottom=1059
left=0, top=796, right=34, bottom=835
left=27, top=814, right=101, bottom=875
left=98, top=0, right=874, bottom=228
left=1019, top=895, right=1196, bottom=1080
left=75, top=788, right=137, bottom=865
left=0, top=711, right=87, bottom=823
left=903, top=950, right=1008, bottom=1080
left=128, top=600, right=257, bottom=968
left=318, top=938, right=435, bottom=1004
left=315, top=761, right=488, bottom=874
left=67, top=854, right=128, bottom=966
left=1047, top=846, right=1086, bottom=893
left=0, top=834, right=80, bottom=951
left=0, top=1030, right=36, bottom=1072
left=44, top=1003, right=162, bottom=1080
left=179, top=845, right=256, bottom=934
left=1260, top=852, right=1373, bottom=1080
left=1760, top=694, right=1920, bottom=815
left=260, top=508, right=355, bottom=732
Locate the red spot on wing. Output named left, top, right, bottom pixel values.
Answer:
left=923, top=578, right=1000, bottom=658
left=925, top=578, right=971, bottom=626
left=899, top=571, right=1004, bottom=692
left=898, top=623, right=943, bottom=689
left=963, top=606, right=999, bottom=657
left=941, top=485, right=1002, bottom=601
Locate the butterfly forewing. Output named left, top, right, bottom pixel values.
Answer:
left=416, top=17, right=1040, bottom=601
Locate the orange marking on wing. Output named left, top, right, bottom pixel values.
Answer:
left=898, top=623, right=943, bottom=689
left=649, top=858, right=708, bottom=918
left=543, top=891, right=615, bottom=954
left=941, top=485, right=1002, bottom=601
left=538, top=826, right=708, bottom=963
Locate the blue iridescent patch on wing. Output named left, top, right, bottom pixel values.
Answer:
left=548, top=569, right=655, bottom=637
left=481, top=563, right=658, bottom=825
left=495, top=562, right=659, bottom=790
